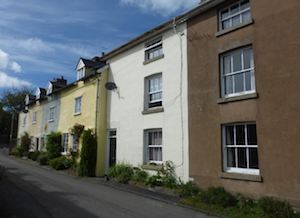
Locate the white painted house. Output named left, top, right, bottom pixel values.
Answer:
left=102, top=20, right=189, bottom=181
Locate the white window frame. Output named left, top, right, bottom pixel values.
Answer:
left=32, top=111, right=37, bottom=124
left=77, top=67, right=85, bottom=80
left=22, top=115, right=27, bottom=127
left=145, top=129, right=163, bottom=164
left=145, top=73, right=163, bottom=109
left=145, top=37, right=163, bottom=61
left=74, top=96, right=82, bottom=115
left=62, top=133, right=69, bottom=154
left=221, top=46, right=255, bottom=98
left=222, top=123, right=259, bottom=175
left=219, top=0, right=251, bottom=31
left=48, top=106, right=55, bottom=122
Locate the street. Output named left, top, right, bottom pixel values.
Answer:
left=0, top=150, right=211, bottom=218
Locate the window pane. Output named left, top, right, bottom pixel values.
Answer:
left=223, top=55, right=231, bottom=74
left=227, top=148, right=236, bottom=167
left=225, top=126, right=234, bottom=145
left=221, top=9, right=229, bottom=19
left=234, top=73, right=244, bottom=93
left=222, top=20, right=231, bottom=30
left=245, top=71, right=252, bottom=91
left=230, top=4, right=239, bottom=15
left=249, top=148, right=259, bottom=169
left=243, top=49, right=252, bottom=69
left=233, top=51, right=242, bottom=72
left=240, top=0, right=250, bottom=10
left=236, top=125, right=245, bottom=145
left=247, top=124, right=257, bottom=145
left=237, top=148, right=247, bottom=168
left=232, top=15, right=240, bottom=26
left=225, top=76, right=233, bottom=95
left=242, top=11, right=251, bottom=23
left=148, top=132, right=153, bottom=145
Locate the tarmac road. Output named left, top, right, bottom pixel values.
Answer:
left=0, top=150, right=212, bottom=218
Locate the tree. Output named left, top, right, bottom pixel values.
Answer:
left=0, top=88, right=33, bottom=146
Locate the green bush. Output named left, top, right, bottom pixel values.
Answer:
left=46, top=132, right=62, bottom=159
left=132, top=168, right=148, bottom=183
left=178, top=182, right=201, bottom=198
left=107, top=164, right=134, bottom=184
left=146, top=175, right=163, bottom=187
left=200, top=187, right=237, bottom=208
left=20, top=132, right=31, bottom=155
left=9, top=146, right=23, bottom=157
left=37, top=152, right=49, bottom=165
left=259, top=197, right=294, bottom=218
left=49, top=156, right=73, bottom=170
left=28, top=151, right=40, bottom=161
left=236, top=194, right=255, bottom=209
left=158, top=161, right=178, bottom=188
left=78, top=129, right=97, bottom=177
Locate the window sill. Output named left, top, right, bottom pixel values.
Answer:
left=32, top=122, right=36, bottom=125
left=141, top=164, right=163, bottom=171
left=220, top=172, right=262, bottom=182
left=142, top=107, right=164, bottom=115
left=73, top=112, right=81, bottom=116
left=48, top=119, right=54, bottom=123
left=217, top=92, right=258, bottom=104
left=143, top=54, right=164, bottom=65
left=215, top=20, right=254, bottom=37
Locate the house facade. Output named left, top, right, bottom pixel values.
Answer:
left=187, top=0, right=300, bottom=205
left=101, top=22, right=190, bottom=181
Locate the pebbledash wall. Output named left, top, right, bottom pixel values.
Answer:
left=105, top=22, right=190, bottom=182
left=187, top=0, right=300, bottom=206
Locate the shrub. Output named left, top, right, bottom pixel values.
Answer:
left=107, top=164, right=134, bottom=184
left=9, top=146, right=23, bottom=157
left=236, top=193, right=254, bottom=209
left=78, top=129, right=97, bottom=177
left=20, top=132, right=31, bottom=155
left=258, top=197, right=294, bottom=218
left=46, top=132, right=62, bottom=159
left=37, top=152, right=49, bottom=165
left=146, top=175, right=163, bottom=187
left=28, top=151, right=40, bottom=161
left=159, top=161, right=178, bottom=188
left=200, top=187, right=237, bottom=208
left=49, top=156, right=73, bottom=170
left=132, top=168, right=148, bottom=183
left=178, top=182, right=201, bottom=198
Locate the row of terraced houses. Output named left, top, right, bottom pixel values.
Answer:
left=17, top=0, right=300, bottom=206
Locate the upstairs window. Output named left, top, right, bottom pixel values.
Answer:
left=145, top=73, right=162, bottom=109
left=219, top=0, right=251, bottom=31
left=77, top=68, right=85, bottom=80
left=49, top=106, right=55, bottom=122
left=221, top=47, right=255, bottom=97
left=74, top=96, right=82, bottom=115
left=145, top=129, right=163, bottom=164
left=145, top=37, right=163, bottom=62
left=223, top=123, right=259, bottom=175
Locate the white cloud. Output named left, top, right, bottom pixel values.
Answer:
left=10, top=61, right=22, bottom=73
left=120, top=0, right=199, bottom=15
left=0, top=49, right=22, bottom=73
left=0, top=71, right=31, bottom=88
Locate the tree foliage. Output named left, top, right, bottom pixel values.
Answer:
left=78, top=129, right=97, bottom=177
left=46, top=132, right=62, bottom=159
left=0, top=88, right=33, bottom=113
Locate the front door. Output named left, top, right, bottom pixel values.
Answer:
left=36, top=138, right=39, bottom=151
left=108, top=130, right=117, bottom=167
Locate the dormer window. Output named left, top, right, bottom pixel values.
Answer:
left=47, top=82, right=53, bottom=95
left=36, top=89, right=41, bottom=100
left=25, top=95, right=30, bottom=106
left=77, top=67, right=85, bottom=80
left=145, top=37, right=163, bottom=63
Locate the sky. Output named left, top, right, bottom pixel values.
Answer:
left=0, top=0, right=199, bottom=93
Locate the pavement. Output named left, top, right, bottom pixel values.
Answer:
left=0, top=149, right=213, bottom=218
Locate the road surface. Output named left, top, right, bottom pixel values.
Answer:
left=0, top=150, right=212, bottom=218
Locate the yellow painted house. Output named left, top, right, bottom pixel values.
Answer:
left=17, top=57, right=109, bottom=176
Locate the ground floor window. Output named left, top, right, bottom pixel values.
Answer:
left=145, top=129, right=162, bottom=164
left=72, top=134, right=78, bottom=152
left=223, top=123, right=259, bottom=175
left=62, top=133, right=69, bottom=153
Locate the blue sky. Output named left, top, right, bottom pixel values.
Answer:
left=0, top=0, right=198, bottom=92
